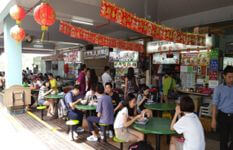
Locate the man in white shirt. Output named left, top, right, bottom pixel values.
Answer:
left=170, top=96, right=205, bottom=150
left=101, top=66, right=112, bottom=86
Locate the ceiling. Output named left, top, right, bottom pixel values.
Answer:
left=1, top=0, right=233, bottom=52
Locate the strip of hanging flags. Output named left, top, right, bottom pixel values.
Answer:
left=100, top=0, right=206, bottom=46
left=59, top=21, right=144, bottom=52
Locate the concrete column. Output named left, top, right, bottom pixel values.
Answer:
left=4, top=15, right=22, bottom=88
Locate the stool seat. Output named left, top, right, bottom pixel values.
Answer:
left=37, top=105, right=47, bottom=110
left=66, top=120, right=79, bottom=126
left=113, top=136, right=125, bottom=143
left=162, top=112, right=172, bottom=119
left=99, top=123, right=108, bottom=126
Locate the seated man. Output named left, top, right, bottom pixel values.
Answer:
left=170, top=96, right=205, bottom=150
left=104, top=82, right=122, bottom=138
left=104, top=82, right=121, bottom=112
left=65, top=85, right=85, bottom=140
left=86, top=83, right=114, bottom=142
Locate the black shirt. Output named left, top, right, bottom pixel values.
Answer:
left=106, top=92, right=121, bottom=106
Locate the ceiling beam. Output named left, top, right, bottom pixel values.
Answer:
left=162, top=5, right=233, bottom=29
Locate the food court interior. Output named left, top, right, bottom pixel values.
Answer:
left=1, top=0, right=233, bottom=150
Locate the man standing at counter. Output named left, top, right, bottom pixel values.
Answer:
left=212, top=66, right=233, bottom=150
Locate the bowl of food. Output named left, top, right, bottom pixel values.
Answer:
left=81, top=99, right=88, bottom=105
left=51, top=91, right=56, bottom=95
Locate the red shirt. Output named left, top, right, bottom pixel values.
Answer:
left=77, top=71, right=86, bottom=94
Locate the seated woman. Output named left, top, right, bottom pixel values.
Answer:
left=38, top=80, right=55, bottom=117
left=85, top=84, right=97, bottom=100
left=114, top=93, right=148, bottom=142
left=169, top=96, right=205, bottom=150
left=137, top=85, right=150, bottom=113
left=86, top=83, right=114, bottom=142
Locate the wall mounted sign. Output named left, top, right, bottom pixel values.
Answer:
left=84, top=49, right=109, bottom=59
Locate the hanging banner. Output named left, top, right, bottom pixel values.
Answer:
left=100, top=0, right=206, bottom=46
left=59, top=21, right=144, bottom=52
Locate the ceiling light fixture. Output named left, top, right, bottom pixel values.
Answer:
left=71, top=19, right=94, bottom=26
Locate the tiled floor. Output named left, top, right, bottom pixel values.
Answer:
left=0, top=104, right=220, bottom=150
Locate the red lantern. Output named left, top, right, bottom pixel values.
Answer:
left=10, top=5, right=26, bottom=24
left=33, top=2, right=56, bottom=33
left=10, top=25, right=26, bottom=42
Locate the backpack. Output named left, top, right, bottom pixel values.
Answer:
left=128, top=141, right=154, bottom=150
left=57, top=98, right=68, bottom=119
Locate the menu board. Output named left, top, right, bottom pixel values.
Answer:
left=180, top=72, right=196, bottom=88
left=181, top=52, right=210, bottom=66
left=114, top=61, right=137, bottom=68
left=109, top=50, right=139, bottom=62
left=153, top=53, right=179, bottom=64
left=63, top=50, right=81, bottom=63
left=224, top=57, right=233, bottom=69
left=84, top=49, right=109, bottom=59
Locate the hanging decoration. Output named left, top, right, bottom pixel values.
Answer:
left=100, top=0, right=206, bottom=46
left=9, top=5, right=26, bottom=24
left=10, top=25, right=26, bottom=42
left=59, top=21, right=144, bottom=52
left=33, top=2, right=56, bottom=41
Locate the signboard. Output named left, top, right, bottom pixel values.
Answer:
left=153, top=53, right=179, bottom=64
left=109, top=50, right=139, bottom=62
left=84, top=49, right=109, bottom=59
left=181, top=52, right=210, bottom=66
left=63, top=50, right=81, bottom=63
left=147, top=35, right=213, bottom=54
left=224, top=57, right=233, bottom=69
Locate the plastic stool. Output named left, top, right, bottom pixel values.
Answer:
left=162, top=112, right=172, bottom=119
left=99, top=123, right=109, bottom=142
left=66, top=120, right=79, bottom=141
left=36, top=105, right=47, bottom=120
left=113, top=136, right=125, bottom=150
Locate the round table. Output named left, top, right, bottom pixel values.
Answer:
left=75, top=104, right=96, bottom=116
left=45, top=94, right=64, bottom=99
left=133, top=117, right=176, bottom=150
left=75, top=104, right=96, bottom=111
left=45, top=94, right=64, bottom=118
left=144, top=103, right=176, bottom=111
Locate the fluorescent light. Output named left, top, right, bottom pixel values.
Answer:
left=71, top=19, right=94, bottom=26
left=33, top=44, right=44, bottom=48
left=181, top=50, right=208, bottom=54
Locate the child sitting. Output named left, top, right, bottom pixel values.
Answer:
left=170, top=96, right=205, bottom=150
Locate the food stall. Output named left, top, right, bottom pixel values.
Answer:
left=147, top=35, right=216, bottom=112
left=109, top=49, right=140, bottom=89
left=83, top=47, right=109, bottom=77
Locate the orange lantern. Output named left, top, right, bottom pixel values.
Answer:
left=9, top=5, right=26, bottom=24
left=33, top=2, right=56, bottom=40
left=10, top=25, right=26, bottom=42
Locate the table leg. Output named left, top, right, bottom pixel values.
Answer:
left=155, top=135, right=161, bottom=150
left=166, top=135, right=170, bottom=144
left=144, top=134, right=147, bottom=143
left=54, top=100, right=58, bottom=119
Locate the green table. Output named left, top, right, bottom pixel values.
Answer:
left=75, top=104, right=96, bottom=116
left=144, top=103, right=176, bottom=111
left=75, top=104, right=96, bottom=111
left=45, top=94, right=64, bottom=99
left=45, top=94, right=64, bottom=119
left=133, top=117, right=176, bottom=150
